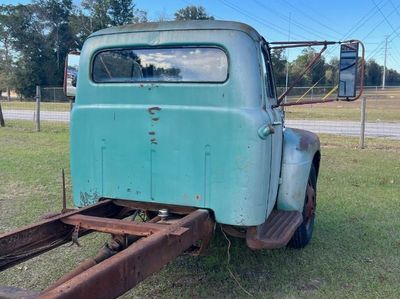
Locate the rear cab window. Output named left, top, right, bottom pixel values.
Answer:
left=92, top=47, right=228, bottom=83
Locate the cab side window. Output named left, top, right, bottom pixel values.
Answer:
left=261, top=47, right=277, bottom=106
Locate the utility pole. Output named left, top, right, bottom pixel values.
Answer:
left=382, top=36, right=388, bottom=90
left=284, top=13, right=291, bottom=104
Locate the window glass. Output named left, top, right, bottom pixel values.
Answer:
left=93, top=47, right=228, bottom=83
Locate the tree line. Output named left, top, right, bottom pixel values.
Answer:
left=0, top=1, right=213, bottom=99
left=0, top=1, right=399, bottom=100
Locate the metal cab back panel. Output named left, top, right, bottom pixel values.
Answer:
left=71, top=21, right=273, bottom=226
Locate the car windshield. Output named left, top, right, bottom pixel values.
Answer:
left=92, top=47, right=228, bottom=83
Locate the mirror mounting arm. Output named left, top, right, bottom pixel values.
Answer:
left=276, top=44, right=328, bottom=105
left=268, top=40, right=365, bottom=107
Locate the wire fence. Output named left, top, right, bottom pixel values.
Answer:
left=0, top=86, right=399, bottom=142
left=281, top=86, right=400, bottom=142
left=0, top=86, right=70, bottom=130
left=41, top=87, right=69, bottom=102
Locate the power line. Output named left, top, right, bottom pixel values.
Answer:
left=281, top=0, right=389, bottom=93
left=277, top=0, right=344, bottom=36
left=217, top=0, right=309, bottom=40
left=372, top=0, right=400, bottom=39
left=388, top=25, right=400, bottom=43
left=366, top=40, right=385, bottom=61
left=295, top=0, right=387, bottom=86
left=366, top=21, right=400, bottom=61
left=336, top=0, right=386, bottom=41
left=306, top=0, right=387, bottom=74
left=388, top=54, right=400, bottom=68
left=388, top=0, right=400, bottom=18
left=251, top=0, right=337, bottom=40
left=361, top=2, right=400, bottom=41
left=390, top=41, right=400, bottom=62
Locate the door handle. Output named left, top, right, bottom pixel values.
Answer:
left=258, top=124, right=275, bottom=139
left=272, top=121, right=282, bottom=126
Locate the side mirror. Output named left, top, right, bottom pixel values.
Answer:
left=338, top=42, right=359, bottom=99
left=64, top=52, right=80, bottom=98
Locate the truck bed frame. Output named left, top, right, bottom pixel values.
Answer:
left=0, top=200, right=214, bottom=299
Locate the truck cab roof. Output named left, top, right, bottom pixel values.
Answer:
left=88, top=20, right=263, bottom=42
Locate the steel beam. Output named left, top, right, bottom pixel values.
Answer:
left=0, top=200, right=128, bottom=271
left=40, top=209, right=214, bottom=299
left=61, top=214, right=175, bottom=236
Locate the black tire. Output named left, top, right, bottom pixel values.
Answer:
left=287, top=163, right=317, bottom=249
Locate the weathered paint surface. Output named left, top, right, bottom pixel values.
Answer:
left=71, top=21, right=274, bottom=226
left=277, top=128, right=320, bottom=212
left=70, top=21, right=319, bottom=226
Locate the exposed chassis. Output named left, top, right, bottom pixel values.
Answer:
left=0, top=200, right=214, bottom=299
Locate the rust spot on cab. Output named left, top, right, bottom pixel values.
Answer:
left=293, top=128, right=320, bottom=151
left=148, top=131, right=155, bottom=135
left=148, top=107, right=161, bottom=115
left=152, top=117, right=159, bottom=121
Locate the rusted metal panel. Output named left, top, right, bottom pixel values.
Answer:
left=0, top=200, right=127, bottom=271
left=246, top=210, right=302, bottom=249
left=221, top=225, right=246, bottom=239
left=61, top=214, right=170, bottom=236
left=45, top=240, right=122, bottom=292
left=276, top=128, right=320, bottom=212
left=39, top=209, right=213, bottom=299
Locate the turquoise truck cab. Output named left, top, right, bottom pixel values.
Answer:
left=70, top=21, right=321, bottom=249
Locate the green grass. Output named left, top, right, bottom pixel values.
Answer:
left=0, top=101, right=70, bottom=112
left=285, top=98, right=400, bottom=122
left=0, top=122, right=399, bottom=298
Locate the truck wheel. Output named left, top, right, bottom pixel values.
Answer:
left=287, top=164, right=317, bottom=249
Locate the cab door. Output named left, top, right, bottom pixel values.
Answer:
left=260, top=43, right=284, bottom=216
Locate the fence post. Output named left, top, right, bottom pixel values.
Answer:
left=35, top=85, right=41, bottom=132
left=359, top=97, right=366, bottom=149
left=0, top=100, right=5, bottom=127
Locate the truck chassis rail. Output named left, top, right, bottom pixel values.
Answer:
left=0, top=200, right=214, bottom=299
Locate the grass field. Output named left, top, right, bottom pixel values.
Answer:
left=285, top=97, right=400, bottom=122
left=0, top=121, right=399, bottom=298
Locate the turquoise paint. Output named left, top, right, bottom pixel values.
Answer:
left=70, top=21, right=319, bottom=226
left=277, top=128, right=320, bottom=212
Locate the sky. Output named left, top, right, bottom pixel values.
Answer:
left=1, top=0, right=399, bottom=71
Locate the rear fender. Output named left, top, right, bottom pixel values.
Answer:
left=277, top=128, right=320, bottom=212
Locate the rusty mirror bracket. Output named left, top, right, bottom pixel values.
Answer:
left=269, top=40, right=365, bottom=107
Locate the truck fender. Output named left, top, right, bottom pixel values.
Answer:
left=277, top=128, right=321, bottom=212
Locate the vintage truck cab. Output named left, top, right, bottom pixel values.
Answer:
left=69, top=21, right=324, bottom=249
left=0, top=20, right=365, bottom=298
